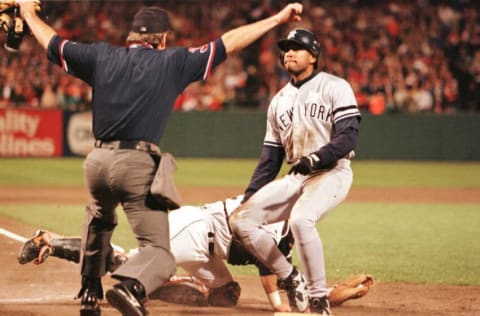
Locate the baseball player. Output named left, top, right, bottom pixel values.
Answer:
left=18, top=196, right=374, bottom=312
left=230, top=28, right=361, bottom=315
left=16, top=1, right=304, bottom=316
left=18, top=195, right=292, bottom=312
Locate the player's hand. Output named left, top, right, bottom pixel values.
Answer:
left=288, top=153, right=320, bottom=175
left=276, top=2, right=302, bottom=24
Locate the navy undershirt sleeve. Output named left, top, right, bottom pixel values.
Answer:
left=314, top=116, right=361, bottom=168
left=243, top=145, right=285, bottom=202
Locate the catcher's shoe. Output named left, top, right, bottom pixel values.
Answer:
left=277, top=266, right=308, bottom=312
left=106, top=279, right=147, bottom=316
left=17, top=229, right=52, bottom=265
left=309, top=296, right=332, bottom=315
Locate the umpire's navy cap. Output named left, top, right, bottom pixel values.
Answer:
left=278, top=28, right=320, bottom=58
left=132, top=6, right=172, bottom=34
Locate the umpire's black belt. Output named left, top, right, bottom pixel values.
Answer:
left=94, top=139, right=161, bottom=155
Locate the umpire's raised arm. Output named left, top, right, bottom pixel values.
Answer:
left=19, top=1, right=303, bottom=55
left=221, top=2, right=303, bottom=55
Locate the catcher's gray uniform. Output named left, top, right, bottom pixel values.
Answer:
left=230, top=28, right=361, bottom=305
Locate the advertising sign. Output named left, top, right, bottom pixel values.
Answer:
left=0, top=109, right=63, bottom=157
left=65, top=111, right=94, bottom=156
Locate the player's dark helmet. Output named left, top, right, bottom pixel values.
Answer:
left=278, top=28, right=320, bottom=58
left=277, top=28, right=320, bottom=68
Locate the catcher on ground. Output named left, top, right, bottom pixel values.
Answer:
left=18, top=195, right=374, bottom=312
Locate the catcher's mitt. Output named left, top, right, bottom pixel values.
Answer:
left=1, top=0, right=41, bottom=52
left=150, top=276, right=209, bottom=306
left=17, top=229, right=52, bottom=265
left=0, top=0, right=41, bottom=13
left=328, top=274, right=374, bottom=307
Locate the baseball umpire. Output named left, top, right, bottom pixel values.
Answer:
left=230, top=28, right=362, bottom=315
left=16, top=1, right=304, bottom=315
left=17, top=196, right=292, bottom=311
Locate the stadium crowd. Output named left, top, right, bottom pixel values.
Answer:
left=0, top=0, right=479, bottom=114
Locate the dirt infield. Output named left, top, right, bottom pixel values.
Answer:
left=1, top=186, right=480, bottom=316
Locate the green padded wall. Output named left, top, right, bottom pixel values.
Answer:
left=160, top=112, right=480, bottom=160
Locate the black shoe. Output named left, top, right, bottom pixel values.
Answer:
left=277, top=267, right=308, bottom=312
left=106, top=279, right=147, bottom=316
left=77, top=277, right=103, bottom=316
left=310, top=296, right=332, bottom=315
left=80, top=288, right=101, bottom=316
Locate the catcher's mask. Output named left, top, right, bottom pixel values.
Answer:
left=278, top=28, right=321, bottom=69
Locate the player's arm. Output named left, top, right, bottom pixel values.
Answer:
left=221, top=2, right=302, bottom=55
left=243, top=145, right=285, bottom=202
left=290, top=117, right=360, bottom=175
left=255, top=226, right=293, bottom=311
left=17, top=0, right=56, bottom=50
left=260, top=274, right=291, bottom=312
left=243, top=96, right=284, bottom=202
left=313, top=116, right=360, bottom=168
left=17, top=230, right=81, bottom=265
left=253, top=256, right=290, bottom=311
left=312, top=79, right=361, bottom=168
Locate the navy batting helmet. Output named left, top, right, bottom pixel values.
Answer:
left=277, top=28, right=320, bottom=58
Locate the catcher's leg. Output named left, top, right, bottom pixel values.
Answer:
left=51, top=237, right=82, bottom=263
left=18, top=231, right=128, bottom=273
left=18, top=229, right=53, bottom=265
left=182, top=255, right=234, bottom=289
left=17, top=230, right=83, bottom=265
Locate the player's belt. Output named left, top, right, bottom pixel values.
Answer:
left=94, top=139, right=161, bottom=155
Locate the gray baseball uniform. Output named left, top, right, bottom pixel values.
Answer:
left=230, top=69, right=361, bottom=299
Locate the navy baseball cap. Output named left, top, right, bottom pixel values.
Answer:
left=278, top=28, right=321, bottom=58
left=132, top=6, right=172, bottom=34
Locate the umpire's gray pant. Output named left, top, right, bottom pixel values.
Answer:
left=81, top=147, right=175, bottom=295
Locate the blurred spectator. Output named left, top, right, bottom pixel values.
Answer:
left=40, top=83, right=58, bottom=108
left=0, top=0, right=478, bottom=114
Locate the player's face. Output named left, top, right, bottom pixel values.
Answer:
left=282, top=43, right=316, bottom=80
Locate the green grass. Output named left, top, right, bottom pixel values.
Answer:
left=1, top=158, right=479, bottom=285
left=2, top=158, right=480, bottom=187
left=352, top=160, right=480, bottom=187
left=321, top=203, right=480, bottom=285
left=2, top=201, right=479, bottom=285
left=0, top=158, right=84, bottom=186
